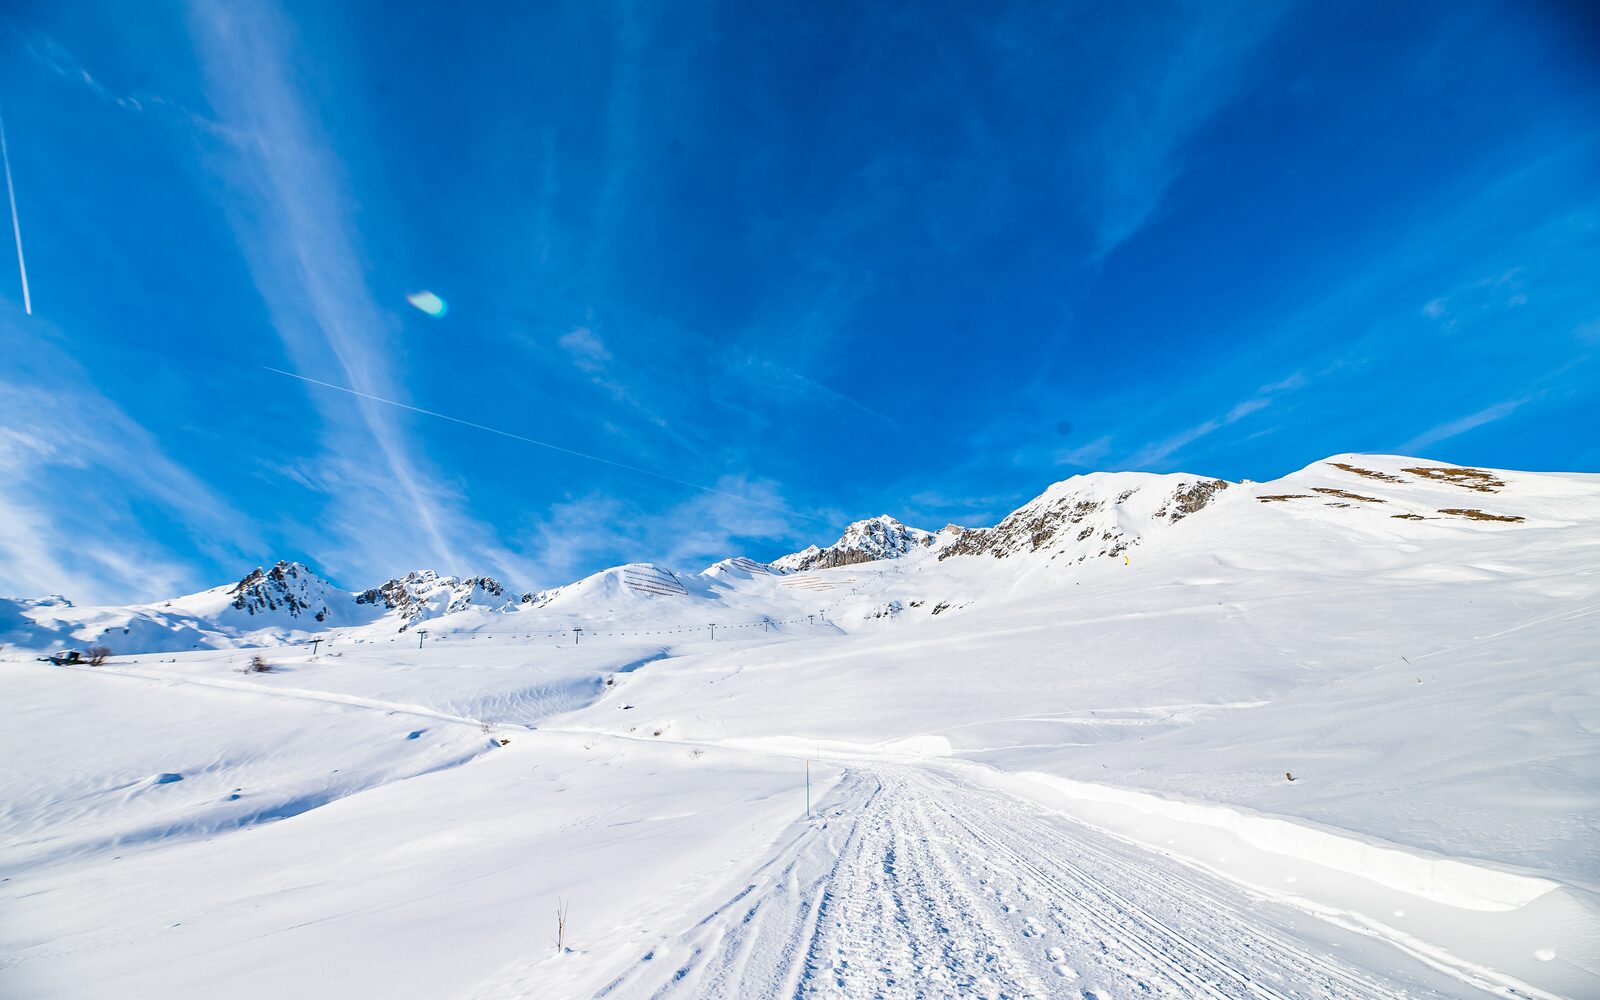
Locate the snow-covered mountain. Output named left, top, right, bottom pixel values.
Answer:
left=939, top=472, right=1231, bottom=563
left=773, top=515, right=935, bottom=571
left=701, top=556, right=785, bottom=579
left=356, top=570, right=515, bottom=629
left=769, top=474, right=1233, bottom=574
left=1, top=562, right=518, bottom=653
left=228, top=561, right=343, bottom=622
left=2, top=454, right=1586, bottom=656
left=521, top=562, right=697, bottom=611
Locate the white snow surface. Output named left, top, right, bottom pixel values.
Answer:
left=2, top=454, right=1597, bottom=999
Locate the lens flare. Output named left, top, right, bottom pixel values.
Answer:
left=406, top=290, right=447, bottom=317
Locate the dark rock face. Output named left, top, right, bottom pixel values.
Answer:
left=796, top=546, right=881, bottom=570
left=1155, top=479, right=1231, bottom=522
left=226, top=563, right=511, bottom=631
left=938, top=497, right=1112, bottom=561
left=356, top=570, right=508, bottom=627
left=228, top=561, right=331, bottom=621
left=938, top=526, right=993, bottom=560
left=940, top=476, right=1232, bottom=565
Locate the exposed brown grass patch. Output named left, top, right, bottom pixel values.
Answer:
left=1403, top=466, right=1504, bottom=493
left=1312, top=487, right=1385, bottom=503
left=1391, top=513, right=1426, bottom=520
left=1257, top=494, right=1311, bottom=502
left=1438, top=508, right=1525, bottom=523
left=1330, top=462, right=1404, bottom=483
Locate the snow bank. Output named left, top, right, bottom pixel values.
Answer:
left=977, top=766, right=1557, bottom=911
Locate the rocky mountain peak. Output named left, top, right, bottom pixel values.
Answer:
left=774, top=515, right=935, bottom=572
left=228, top=561, right=337, bottom=621
left=356, top=570, right=510, bottom=628
left=940, top=474, right=1232, bottom=564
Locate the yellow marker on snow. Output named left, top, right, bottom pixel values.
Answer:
left=1124, top=555, right=1130, bottom=565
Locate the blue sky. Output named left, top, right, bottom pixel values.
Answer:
left=1, top=1, right=1596, bottom=603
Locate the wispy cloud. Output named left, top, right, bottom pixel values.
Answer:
left=1419, top=267, right=1529, bottom=331
left=555, top=324, right=642, bottom=406
left=1123, top=375, right=1301, bottom=470
left=559, top=326, right=612, bottom=373
left=27, top=31, right=238, bottom=139
left=1074, top=3, right=1290, bottom=256
left=1399, top=398, right=1527, bottom=454
left=0, top=318, right=257, bottom=603
left=723, top=354, right=899, bottom=430
left=185, top=0, right=511, bottom=583
left=523, top=476, right=806, bottom=584
left=29, top=33, right=152, bottom=113
left=1055, top=435, right=1113, bottom=469
left=903, top=489, right=1019, bottom=529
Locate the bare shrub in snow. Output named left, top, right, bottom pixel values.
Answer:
left=85, top=645, right=112, bottom=666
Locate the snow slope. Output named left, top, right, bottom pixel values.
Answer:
left=586, top=766, right=1492, bottom=999
left=1, top=454, right=1596, bottom=998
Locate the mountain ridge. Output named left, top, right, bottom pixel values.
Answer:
left=3, top=454, right=1582, bottom=654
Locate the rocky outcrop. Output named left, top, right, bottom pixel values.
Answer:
left=228, top=561, right=337, bottom=621
left=775, top=516, right=935, bottom=572
left=940, top=475, right=1232, bottom=564
left=356, top=570, right=510, bottom=628
left=1154, top=479, right=1231, bottom=522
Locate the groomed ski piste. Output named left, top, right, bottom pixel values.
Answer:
left=2, top=455, right=1596, bottom=999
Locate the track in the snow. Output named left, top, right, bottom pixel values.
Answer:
left=597, top=765, right=1482, bottom=1000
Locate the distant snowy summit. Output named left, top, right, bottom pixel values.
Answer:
left=0, top=560, right=521, bottom=654
left=765, top=474, right=1232, bottom=572
left=226, top=562, right=515, bottom=630
left=519, top=562, right=695, bottom=610
left=773, top=515, right=934, bottom=571
left=5, top=454, right=1586, bottom=655
left=356, top=569, right=515, bottom=628
left=767, top=454, right=1563, bottom=571
left=702, top=556, right=786, bottom=579
left=229, top=561, right=341, bottom=622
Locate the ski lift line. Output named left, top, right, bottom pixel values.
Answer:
left=402, top=614, right=828, bottom=639
left=0, top=102, right=32, bottom=315
left=276, top=613, right=837, bottom=652
left=263, top=367, right=829, bottom=524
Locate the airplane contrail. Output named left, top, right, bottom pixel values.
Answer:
left=0, top=102, right=31, bottom=316
left=264, top=366, right=827, bottom=524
